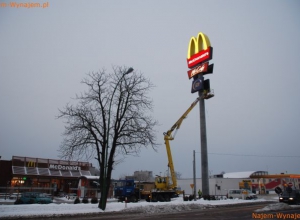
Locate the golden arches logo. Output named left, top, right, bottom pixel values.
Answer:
left=187, top=32, right=211, bottom=59
left=187, top=32, right=212, bottom=69
left=27, top=161, right=35, bottom=167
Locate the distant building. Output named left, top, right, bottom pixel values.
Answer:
left=133, top=170, right=154, bottom=182
left=178, top=171, right=300, bottom=196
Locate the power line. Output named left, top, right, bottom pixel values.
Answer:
left=208, top=152, right=300, bottom=158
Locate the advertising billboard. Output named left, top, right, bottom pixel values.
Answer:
left=191, top=78, right=203, bottom=93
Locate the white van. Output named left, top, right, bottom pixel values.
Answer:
left=227, top=189, right=257, bottom=200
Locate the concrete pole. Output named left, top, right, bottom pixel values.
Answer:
left=193, top=150, right=196, bottom=201
left=198, top=75, right=209, bottom=196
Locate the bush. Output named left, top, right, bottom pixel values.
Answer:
left=82, top=197, right=89, bottom=204
left=74, top=197, right=81, bottom=204
left=202, top=195, right=216, bottom=200
left=91, top=197, right=98, bottom=204
left=14, top=199, right=23, bottom=205
left=202, top=195, right=210, bottom=200
left=188, top=195, right=194, bottom=201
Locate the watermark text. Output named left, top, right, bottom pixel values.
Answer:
left=253, top=212, right=300, bottom=220
left=0, top=2, right=49, bottom=9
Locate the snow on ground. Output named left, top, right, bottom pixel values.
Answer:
left=255, top=202, right=298, bottom=212
left=0, top=195, right=298, bottom=219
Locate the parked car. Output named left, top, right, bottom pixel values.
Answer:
left=15, top=192, right=52, bottom=204
left=227, top=189, right=257, bottom=200
left=9, top=193, right=21, bottom=200
left=67, top=193, right=77, bottom=199
left=279, top=189, right=300, bottom=204
left=58, top=192, right=67, bottom=197
left=41, top=193, right=52, bottom=198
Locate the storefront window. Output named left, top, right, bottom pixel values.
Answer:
left=11, top=177, right=25, bottom=187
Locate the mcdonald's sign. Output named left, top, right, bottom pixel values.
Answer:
left=27, top=161, right=36, bottom=167
left=187, top=32, right=213, bottom=69
left=191, top=78, right=203, bottom=93
left=187, top=62, right=208, bottom=79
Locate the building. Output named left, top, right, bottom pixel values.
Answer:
left=0, top=156, right=97, bottom=195
left=133, top=170, right=154, bottom=182
left=178, top=171, right=300, bottom=196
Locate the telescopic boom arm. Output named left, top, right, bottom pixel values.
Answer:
left=163, top=97, right=200, bottom=189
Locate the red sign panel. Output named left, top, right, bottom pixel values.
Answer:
left=187, top=62, right=209, bottom=79
left=187, top=47, right=212, bottom=69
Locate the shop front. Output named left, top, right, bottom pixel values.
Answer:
left=0, top=156, right=95, bottom=196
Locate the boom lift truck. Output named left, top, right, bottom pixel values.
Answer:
left=147, top=97, right=200, bottom=202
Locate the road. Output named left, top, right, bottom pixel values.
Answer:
left=15, top=201, right=300, bottom=220
left=146, top=203, right=300, bottom=220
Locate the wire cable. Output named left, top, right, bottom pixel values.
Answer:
left=207, top=152, right=300, bottom=158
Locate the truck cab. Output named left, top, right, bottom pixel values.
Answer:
left=155, top=176, right=169, bottom=190
left=114, top=179, right=139, bottom=202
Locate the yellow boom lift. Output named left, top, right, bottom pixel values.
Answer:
left=147, top=97, right=200, bottom=202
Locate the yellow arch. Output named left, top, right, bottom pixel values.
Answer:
left=187, top=32, right=211, bottom=59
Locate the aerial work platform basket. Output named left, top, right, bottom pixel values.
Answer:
left=202, top=89, right=214, bottom=99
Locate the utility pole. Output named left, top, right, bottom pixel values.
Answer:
left=193, top=150, right=196, bottom=201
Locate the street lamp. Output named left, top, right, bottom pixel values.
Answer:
left=101, top=67, right=134, bottom=208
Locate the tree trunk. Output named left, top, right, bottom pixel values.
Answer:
left=98, top=174, right=111, bottom=210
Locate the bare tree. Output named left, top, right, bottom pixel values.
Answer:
left=57, top=66, right=158, bottom=210
left=175, top=171, right=182, bottom=179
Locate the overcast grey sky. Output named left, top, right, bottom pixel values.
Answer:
left=1, top=0, right=299, bottom=179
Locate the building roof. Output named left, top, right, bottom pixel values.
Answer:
left=223, top=171, right=268, bottom=178
left=78, top=175, right=99, bottom=180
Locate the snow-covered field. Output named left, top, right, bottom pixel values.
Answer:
left=0, top=195, right=298, bottom=219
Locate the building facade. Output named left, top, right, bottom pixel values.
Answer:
left=178, top=171, right=300, bottom=197
left=0, top=156, right=97, bottom=195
